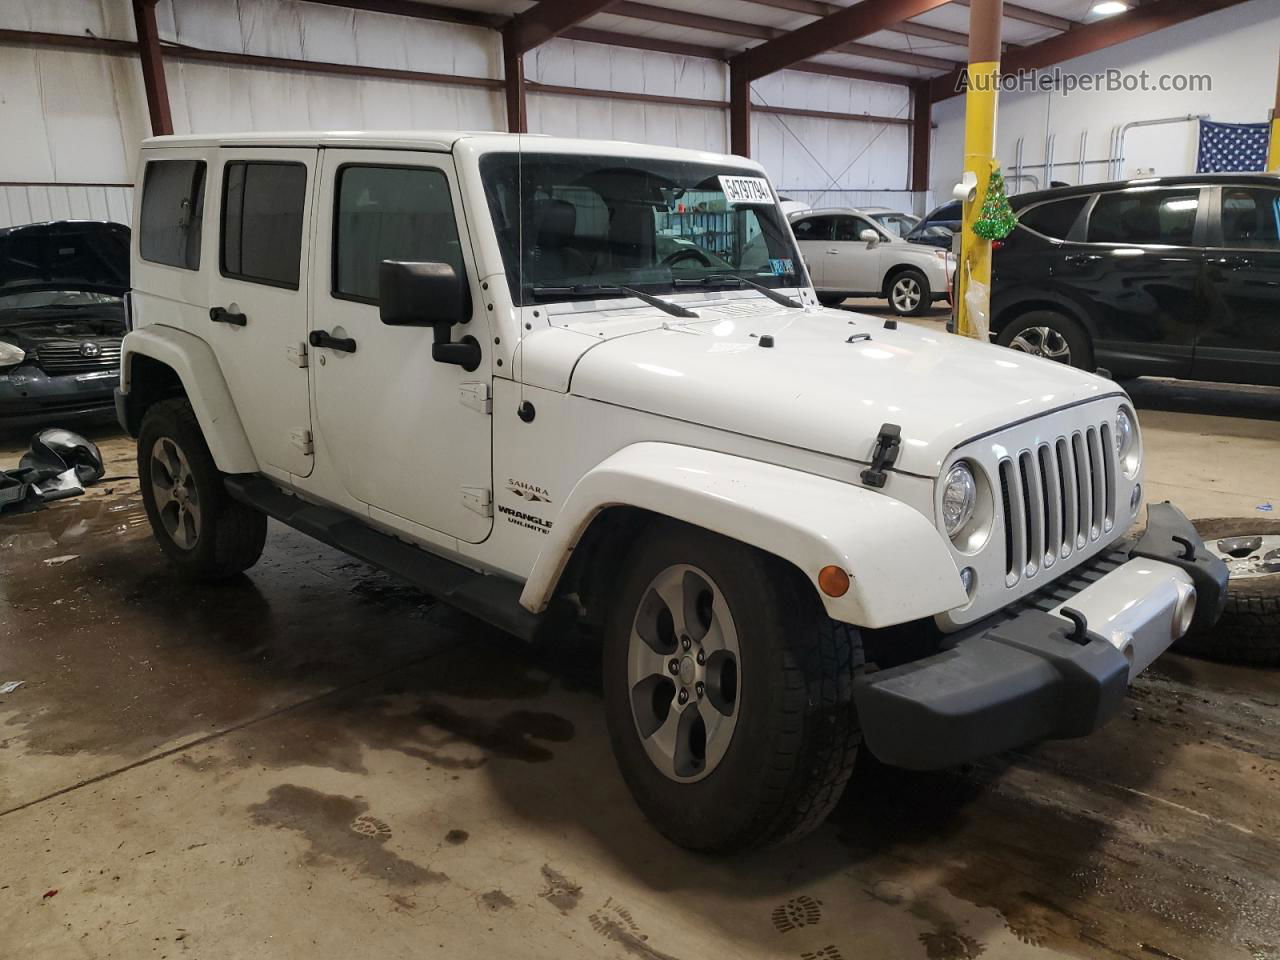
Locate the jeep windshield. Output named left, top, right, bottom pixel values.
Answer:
left=479, top=153, right=803, bottom=306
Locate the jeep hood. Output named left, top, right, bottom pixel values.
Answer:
left=0, top=221, right=130, bottom=297
left=565, top=300, right=1121, bottom=478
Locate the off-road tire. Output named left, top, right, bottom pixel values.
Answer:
left=886, top=267, right=931, bottom=317
left=1174, top=517, right=1280, bottom=666
left=995, top=309, right=1094, bottom=371
left=603, top=520, right=863, bottom=853
left=137, top=398, right=267, bottom=579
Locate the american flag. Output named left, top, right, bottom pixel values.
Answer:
left=1196, top=120, right=1270, bottom=173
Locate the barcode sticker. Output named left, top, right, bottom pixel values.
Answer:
left=718, top=176, right=773, bottom=205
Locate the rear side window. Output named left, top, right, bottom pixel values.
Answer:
left=333, top=165, right=462, bottom=304
left=221, top=162, right=307, bottom=288
left=139, top=160, right=206, bottom=269
left=1086, top=189, right=1200, bottom=246
left=791, top=216, right=834, bottom=242
left=1018, top=196, right=1088, bottom=240
left=1220, top=188, right=1280, bottom=249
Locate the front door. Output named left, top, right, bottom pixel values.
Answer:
left=1057, top=186, right=1209, bottom=378
left=826, top=215, right=882, bottom=293
left=206, top=148, right=318, bottom=478
left=309, top=149, right=493, bottom=544
left=1196, top=185, right=1280, bottom=386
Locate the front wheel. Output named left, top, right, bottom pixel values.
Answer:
left=603, top=521, right=863, bottom=852
left=887, top=268, right=931, bottom=316
left=138, top=398, right=267, bottom=579
left=995, top=310, right=1093, bottom=370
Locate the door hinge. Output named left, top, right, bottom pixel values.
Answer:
left=459, top=381, right=491, bottom=414
left=287, top=342, right=309, bottom=367
left=290, top=428, right=314, bottom=456
left=461, top=486, right=492, bottom=517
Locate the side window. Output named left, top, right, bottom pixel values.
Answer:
left=139, top=159, right=206, bottom=269
left=220, top=162, right=307, bottom=288
left=835, top=217, right=876, bottom=241
left=791, top=217, right=834, bottom=242
left=333, top=165, right=462, bottom=304
left=1220, top=188, right=1280, bottom=250
left=1018, top=196, right=1089, bottom=240
left=1086, top=189, right=1200, bottom=246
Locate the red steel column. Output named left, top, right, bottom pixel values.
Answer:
left=132, top=0, right=173, bottom=136
left=910, top=80, right=931, bottom=192
left=729, top=62, right=751, bottom=157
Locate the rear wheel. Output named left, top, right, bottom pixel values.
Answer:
left=1174, top=518, right=1280, bottom=666
left=138, top=398, right=267, bottom=579
left=996, top=310, right=1093, bottom=370
left=603, top=521, right=863, bottom=852
left=887, top=268, right=931, bottom=316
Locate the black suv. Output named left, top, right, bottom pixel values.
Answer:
left=991, top=174, right=1280, bottom=386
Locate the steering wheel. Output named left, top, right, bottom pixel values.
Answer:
left=660, top=248, right=713, bottom=269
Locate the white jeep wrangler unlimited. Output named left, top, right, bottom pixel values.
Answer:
left=118, top=131, right=1227, bottom=853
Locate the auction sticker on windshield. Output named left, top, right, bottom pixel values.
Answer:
left=719, top=176, right=773, bottom=204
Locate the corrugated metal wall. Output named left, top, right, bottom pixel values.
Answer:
left=0, top=0, right=920, bottom=229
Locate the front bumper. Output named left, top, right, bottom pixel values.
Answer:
left=0, top=363, right=118, bottom=428
left=854, top=503, right=1228, bottom=770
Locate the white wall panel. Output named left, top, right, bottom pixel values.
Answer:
left=929, top=0, right=1280, bottom=197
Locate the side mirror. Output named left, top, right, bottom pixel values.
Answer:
left=378, top=260, right=480, bottom=370
left=859, top=229, right=880, bottom=245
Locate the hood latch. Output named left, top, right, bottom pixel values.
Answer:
left=860, top=423, right=902, bottom=489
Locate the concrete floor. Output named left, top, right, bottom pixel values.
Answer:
left=2, top=309, right=1279, bottom=960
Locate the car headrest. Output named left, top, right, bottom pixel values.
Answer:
left=532, top=199, right=577, bottom=249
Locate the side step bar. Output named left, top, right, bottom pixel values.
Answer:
left=224, top=476, right=543, bottom=641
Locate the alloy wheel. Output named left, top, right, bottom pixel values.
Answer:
left=150, top=435, right=201, bottom=550
left=891, top=276, right=922, bottom=313
left=626, top=563, right=741, bottom=782
left=1206, top=535, right=1280, bottom=580
left=1009, top=325, right=1072, bottom=363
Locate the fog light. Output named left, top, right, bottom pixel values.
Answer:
left=959, top=566, right=976, bottom=597
left=1172, top=585, right=1197, bottom=638
left=1130, top=484, right=1142, bottom=514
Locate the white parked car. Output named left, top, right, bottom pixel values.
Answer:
left=117, top=131, right=1226, bottom=854
left=790, top=206, right=953, bottom=315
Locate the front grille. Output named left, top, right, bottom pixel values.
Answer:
left=35, top=339, right=122, bottom=374
left=997, top=422, right=1117, bottom=587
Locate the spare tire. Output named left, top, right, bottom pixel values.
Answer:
left=1174, top=518, right=1280, bottom=666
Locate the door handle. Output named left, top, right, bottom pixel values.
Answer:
left=1063, top=254, right=1101, bottom=266
left=210, top=306, right=247, bottom=326
left=309, top=330, right=357, bottom=353
left=1213, top=255, right=1251, bottom=270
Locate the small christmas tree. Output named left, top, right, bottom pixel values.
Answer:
left=972, top=166, right=1018, bottom=240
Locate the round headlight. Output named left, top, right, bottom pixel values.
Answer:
left=0, top=341, right=25, bottom=370
left=942, top=463, right=977, bottom=538
left=1115, top=407, right=1140, bottom=478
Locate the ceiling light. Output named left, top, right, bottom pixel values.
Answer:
left=1090, top=1, right=1129, bottom=15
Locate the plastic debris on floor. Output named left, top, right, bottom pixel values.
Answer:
left=0, top=429, right=106, bottom=515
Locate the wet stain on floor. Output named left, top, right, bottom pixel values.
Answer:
left=247, top=784, right=445, bottom=887
left=539, top=864, right=583, bottom=914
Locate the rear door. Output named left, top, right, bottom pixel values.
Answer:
left=1196, top=185, right=1280, bottom=386
left=206, top=149, right=318, bottom=478
left=790, top=215, right=834, bottom=287
left=1056, top=185, right=1209, bottom=378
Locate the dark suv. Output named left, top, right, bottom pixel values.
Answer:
left=991, top=174, right=1280, bottom=386
left=0, top=221, right=130, bottom=427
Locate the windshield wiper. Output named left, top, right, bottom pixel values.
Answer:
left=528, top=284, right=699, bottom=319
left=673, top=275, right=801, bottom=309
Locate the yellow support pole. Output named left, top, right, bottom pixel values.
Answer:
left=955, top=0, right=1003, bottom=340
left=1269, top=53, right=1280, bottom=171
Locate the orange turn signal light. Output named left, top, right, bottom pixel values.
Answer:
left=818, top=565, right=850, bottom=598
